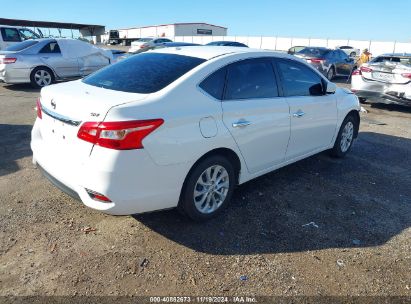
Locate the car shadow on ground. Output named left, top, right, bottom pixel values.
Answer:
left=332, top=76, right=351, bottom=85
left=0, top=124, right=33, bottom=177
left=365, top=102, right=411, bottom=114
left=0, top=83, right=40, bottom=93
left=133, top=132, right=411, bottom=255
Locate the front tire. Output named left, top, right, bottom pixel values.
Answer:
left=178, top=155, right=236, bottom=221
left=30, top=67, right=55, bottom=88
left=330, top=115, right=357, bottom=158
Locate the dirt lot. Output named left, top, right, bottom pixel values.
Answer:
left=0, top=79, right=410, bottom=299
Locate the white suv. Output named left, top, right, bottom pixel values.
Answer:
left=31, top=47, right=360, bottom=221
left=0, top=26, right=40, bottom=50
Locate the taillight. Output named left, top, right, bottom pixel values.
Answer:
left=2, top=57, right=17, bottom=64
left=77, top=119, right=164, bottom=150
left=140, top=44, right=148, bottom=49
left=360, top=66, right=373, bottom=73
left=36, top=98, right=42, bottom=119
left=401, top=73, right=411, bottom=79
left=352, top=69, right=362, bottom=76
left=310, top=58, right=324, bottom=63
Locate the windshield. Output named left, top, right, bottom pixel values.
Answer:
left=18, top=28, right=40, bottom=40
left=297, top=48, right=329, bottom=57
left=83, top=53, right=206, bottom=94
left=5, top=40, right=39, bottom=52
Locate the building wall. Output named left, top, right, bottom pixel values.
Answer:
left=114, top=24, right=226, bottom=39
left=174, top=24, right=227, bottom=36
left=174, top=35, right=411, bottom=56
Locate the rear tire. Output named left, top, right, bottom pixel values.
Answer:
left=327, top=66, right=335, bottom=80
left=30, top=67, right=55, bottom=89
left=178, top=155, right=236, bottom=221
left=350, top=51, right=356, bottom=57
left=330, top=115, right=357, bottom=158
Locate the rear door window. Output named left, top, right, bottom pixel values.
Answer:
left=83, top=53, right=206, bottom=93
left=1, top=28, right=21, bottom=42
left=224, top=59, right=278, bottom=100
left=277, top=60, right=324, bottom=96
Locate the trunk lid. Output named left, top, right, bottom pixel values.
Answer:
left=38, top=79, right=149, bottom=157
left=363, top=61, right=411, bottom=84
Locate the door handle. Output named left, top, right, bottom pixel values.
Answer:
left=293, top=111, right=305, bottom=118
left=41, top=56, right=49, bottom=59
left=232, top=120, right=251, bottom=128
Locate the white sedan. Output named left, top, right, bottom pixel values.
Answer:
left=31, top=47, right=360, bottom=221
left=128, top=37, right=173, bottom=53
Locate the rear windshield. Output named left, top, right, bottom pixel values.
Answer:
left=83, top=53, right=206, bottom=93
left=5, top=40, right=39, bottom=52
left=372, top=56, right=411, bottom=66
left=297, top=48, right=329, bottom=57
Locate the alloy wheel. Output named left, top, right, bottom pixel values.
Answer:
left=193, top=165, right=229, bottom=214
left=34, top=70, right=52, bottom=87
left=340, top=121, right=354, bottom=153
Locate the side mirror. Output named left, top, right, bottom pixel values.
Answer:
left=326, top=82, right=337, bottom=94
left=309, top=83, right=324, bottom=96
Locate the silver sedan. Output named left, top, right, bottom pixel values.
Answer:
left=0, top=38, right=112, bottom=88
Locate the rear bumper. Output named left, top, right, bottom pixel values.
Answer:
left=38, top=164, right=81, bottom=202
left=31, top=119, right=191, bottom=215
left=351, top=76, right=411, bottom=106
left=0, top=66, right=31, bottom=84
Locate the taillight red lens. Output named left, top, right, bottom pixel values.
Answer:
left=352, top=69, right=362, bottom=76
left=86, top=189, right=112, bottom=202
left=360, top=66, right=373, bottom=73
left=401, top=73, right=411, bottom=79
left=36, top=98, right=42, bottom=119
left=310, top=58, right=324, bottom=63
left=140, top=44, right=147, bottom=48
left=2, top=57, right=17, bottom=64
left=77, top=119, right=164, bottom=150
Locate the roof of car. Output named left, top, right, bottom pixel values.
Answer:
left=150, top=46, right=285, bottom=60
left=379, top=53, right=411, bottom=57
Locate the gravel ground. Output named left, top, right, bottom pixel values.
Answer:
left=0, top=79, right=410, bottom=299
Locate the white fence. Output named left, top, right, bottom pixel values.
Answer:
left=174, top=36, right=411, bottom=56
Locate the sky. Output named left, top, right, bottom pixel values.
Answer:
left=2, top=0, right=411, bottom=42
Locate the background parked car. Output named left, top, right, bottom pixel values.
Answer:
left=129, top=37, right=173, bottom=53
left=0, top=38, right=113, bottom=88
left=338, top=45, right=360, bottom=57
left=0, top=26, right=41, bottom=50
left=288, top=46, right=306, bottom=55
left=206, top=41, right=248, bottom=47
left=351, top=53, right=411, bottom=106
left=106, top=49, right=127, bottom=63
left=153, top=42, right=200, bottom=49
left=296, top=47, right=357, bottom=80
